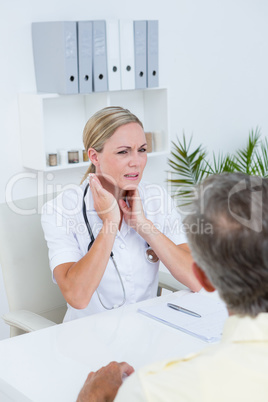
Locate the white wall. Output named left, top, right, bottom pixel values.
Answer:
left=0, top=0, right=268, bottom=339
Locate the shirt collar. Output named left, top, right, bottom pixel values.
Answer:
left=221, top=313, right=268, bottom=343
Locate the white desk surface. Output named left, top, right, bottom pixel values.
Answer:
left=0, top=291, right=211, bottom=402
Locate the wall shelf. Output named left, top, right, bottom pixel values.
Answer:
left=18, top=88, right=169, bottom=171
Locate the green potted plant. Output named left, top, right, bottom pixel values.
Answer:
left=168, top=128, right=268, bottom=205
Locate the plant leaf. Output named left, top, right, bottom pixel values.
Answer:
left=167, top=127, right=265, bottom=206
left=255, top=136, right=268, bottom=177
left=232, top=128, right=261, bottom=174
left=167, top=134, right=209, bottom=205
left=204, top=153, right=235, bottom=175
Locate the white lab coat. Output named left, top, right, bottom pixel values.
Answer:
left=41, top=180, right=186, bottom=321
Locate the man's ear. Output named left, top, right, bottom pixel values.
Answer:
left=192, top=262, right=215, bottom=292
left=88, top=148, right=99, bottom=167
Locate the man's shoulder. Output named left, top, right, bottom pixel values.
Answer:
left=115, top=355, right=202, bottom=402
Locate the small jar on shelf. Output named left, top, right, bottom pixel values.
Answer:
left=83, top=149, right=89, bottom=162
left=48, top=153, right=57, bottom=166
left=68, top=150, right=79, bottom=164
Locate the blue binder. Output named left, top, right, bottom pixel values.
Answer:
left=134, top=20, right=147, bottom=89
left=93, top=20, right=108, bottom=92
left=32, top=21, right=78, bottom=94
left=147, top=20, right=159, bottom=88
left=77, top=21, right=93, bottom=93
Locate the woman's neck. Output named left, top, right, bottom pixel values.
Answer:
left=99, top=176, right=126, bottom=202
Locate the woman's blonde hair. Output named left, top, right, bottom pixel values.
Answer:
left=81, top=106, right=143, bottom=183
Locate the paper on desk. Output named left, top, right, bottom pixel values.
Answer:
left=138, top=292, right=228, bottom=342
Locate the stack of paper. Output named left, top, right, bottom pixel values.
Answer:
left=138, top=292, right=228, bottom=343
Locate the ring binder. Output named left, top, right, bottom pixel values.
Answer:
left=92, top=20, right=108, bottom=92
left=32, top=21, right=79, bottom=94
left=119, top=20, right=135, bottom=90
left=77, top=21, right=93, bottom=93
left=134, top=20, right=147, bottom=89
left=147, top=20, right=159, bottom=88
left=106, top=20, right=121, bottom=91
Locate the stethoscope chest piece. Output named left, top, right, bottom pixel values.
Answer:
left=146, top=247, right=159, bottom=263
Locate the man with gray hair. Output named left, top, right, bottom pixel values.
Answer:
left=77, top=172, right=268, bottom=402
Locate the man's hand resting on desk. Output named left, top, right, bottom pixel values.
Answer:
left=76, top=361, right=134, bottom=402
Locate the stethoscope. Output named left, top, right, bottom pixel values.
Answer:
left=82, top=182, right=159, bottom=310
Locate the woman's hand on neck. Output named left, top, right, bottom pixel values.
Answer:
left=118, top=188, right=147, bottom=233
left=98, top=175, right=127, bottom=203
left=89, top=174, right=121, bottom=227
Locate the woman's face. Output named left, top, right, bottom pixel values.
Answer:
left=94, top=122, right=147, bottom=191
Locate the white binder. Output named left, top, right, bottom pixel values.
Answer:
left=93, top=20, right=108, bottom=92
left=134, top=20, right=147, bottom=89
left=147, top=20, right=159, bottom=88
left=32, top=21, right=78, bottom=94
left=119, top=19, right=135, bottom=90
left=77, top=21, right=93, bottom=93
left=106, top=20, right=121, bottom=91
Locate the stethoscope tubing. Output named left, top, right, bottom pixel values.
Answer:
left=83, top=183, right=125, bottom=309
left=82, top=181, right=159, bottom=309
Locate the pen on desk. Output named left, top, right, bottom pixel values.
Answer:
left=167, top=303, right=201, bottom=318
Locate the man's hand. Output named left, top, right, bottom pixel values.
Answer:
left=77, top=361, right=134, bottom=402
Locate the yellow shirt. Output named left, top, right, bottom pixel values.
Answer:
left=115, top=313, right=268, bottom=401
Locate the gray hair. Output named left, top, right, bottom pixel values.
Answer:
left=184, top=172, right=268, bottom=317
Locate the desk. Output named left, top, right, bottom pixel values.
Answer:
left=0, top=291, right=209, bottom=402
